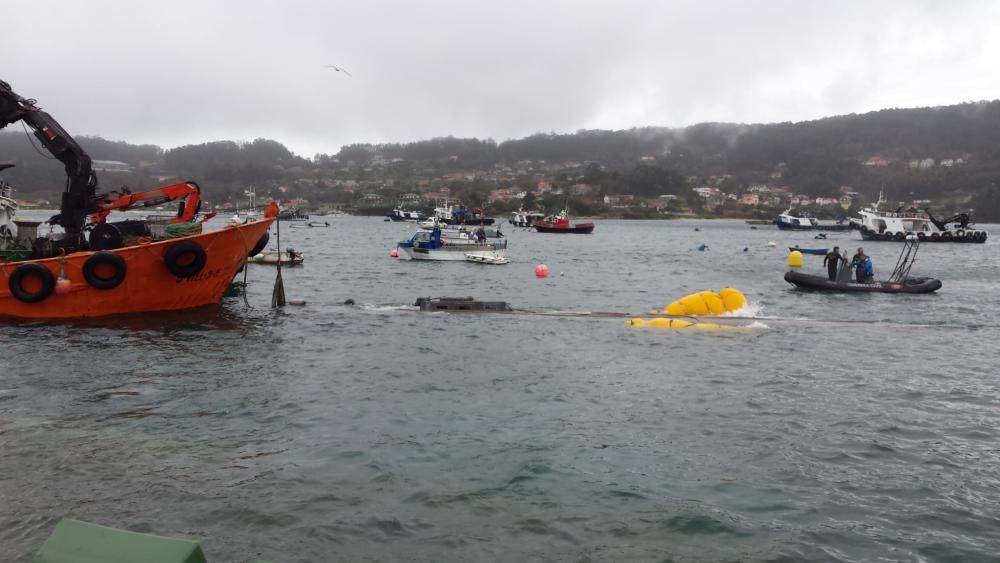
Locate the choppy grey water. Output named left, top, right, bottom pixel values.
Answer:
left=3, top=217, right=1000, bottom=562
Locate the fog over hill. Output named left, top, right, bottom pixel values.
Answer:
left=3, top=101, right=1000, bottom=218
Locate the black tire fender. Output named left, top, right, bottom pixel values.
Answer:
left=8, top=263, right=55, bottom=303
left=248, top=231, right=269, bottom=257
left=83, top=251, right=127, bottom=290
left=164, top=241, right=207, bottom=278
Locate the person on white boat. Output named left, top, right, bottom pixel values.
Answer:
left=475, top=223, right=487, bottom=244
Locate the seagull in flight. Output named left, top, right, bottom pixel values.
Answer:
left=324, top=65, right=353, bottom=77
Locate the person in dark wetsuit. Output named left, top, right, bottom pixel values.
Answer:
left=823, top=246, right=843, bottom=281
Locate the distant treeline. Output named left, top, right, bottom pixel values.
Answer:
left=3, top=101, right=1000, bottom=218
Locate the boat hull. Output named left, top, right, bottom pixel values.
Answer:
left=788, top=248, right=828, bottom=255
left=784, top=271, right=941, bottom=293
left=859, top=229, right=988, bottom=243
left=0, top=218, right=274, bottom=319
left=402, top=246, right=507, bottom=261
left=533, top=223, right=594, bottom=234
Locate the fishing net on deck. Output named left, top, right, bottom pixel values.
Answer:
left=164, top=222, right=203, bottom=238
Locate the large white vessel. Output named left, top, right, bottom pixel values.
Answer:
left=851, top=192, right=987, bottom=243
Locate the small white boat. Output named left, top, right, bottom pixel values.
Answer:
left=397, top=228, right=507, bottom=261
left=250, top=249, right=304, bottom=266
left=465, top=252, right=509, bottom=265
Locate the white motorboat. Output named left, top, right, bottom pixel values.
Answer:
left=851, top=192, right=987, bottom=243
left=397, top=228, right=508, bottom=261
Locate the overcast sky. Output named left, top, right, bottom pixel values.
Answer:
left=3, top=0, right=999, bottom=157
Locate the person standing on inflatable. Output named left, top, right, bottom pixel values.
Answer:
left=851, top=248, right=874, bottom=283
left=823, top=246, right=844, bottom=281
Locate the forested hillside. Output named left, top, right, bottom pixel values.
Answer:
left=3, top=101, right=1000, bottom=218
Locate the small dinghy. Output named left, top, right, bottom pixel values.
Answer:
left=465, top=252, right=509, bottom=265
left=250, top=249, right=304, bottom=266
left=785, top=236, right=941, bottom=294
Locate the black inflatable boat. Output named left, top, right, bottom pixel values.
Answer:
left=784, top=271, right=942, bottom=293
left=785, top=236, right=942, bottom=293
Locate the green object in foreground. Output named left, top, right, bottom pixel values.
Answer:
left=0, top=248, right=32, bottom=262
left=33, top=518, right=272, bottom=563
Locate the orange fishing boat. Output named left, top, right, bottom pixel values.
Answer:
left=0, top=219, right=273, bottom=319
left=0, top=80, right=276, bottom=320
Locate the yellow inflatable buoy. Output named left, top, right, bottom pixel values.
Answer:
left=788, top=250, right=803, bottom=268
left=662, top=287, right=748, bottom=316
left=719, top=287, right=747, bottom=312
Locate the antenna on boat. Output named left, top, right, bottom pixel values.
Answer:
left=888, top=235, right=920, bottom=283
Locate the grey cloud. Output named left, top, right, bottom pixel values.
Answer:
left=3, top=0, right=998, bottom=156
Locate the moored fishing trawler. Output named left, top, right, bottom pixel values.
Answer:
left=850, top=192, right=987, bottom=242
left=419, top=199, right=495, bottom=227
left=532, top=210, right=594, bottom=234
left=0, top=79, right=275, bottom=319
left=386, top=207, right=424, bottom=222
left=775, top=208, right=850, bottom=231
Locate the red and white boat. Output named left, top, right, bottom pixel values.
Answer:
left=532, top=210, right=594, bottom=234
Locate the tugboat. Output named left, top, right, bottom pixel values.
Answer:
left=784, top=235, right=942, bottom=293
left=0, top=79, right=275, bottom=319
left=532, top=210, right=594, bottom=234
left=851, top=192, right=987, bottom=243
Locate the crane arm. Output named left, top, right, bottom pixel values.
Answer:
left=0, top=80, right=99, bottom=236
left=89, top=181, right=214, bottom=224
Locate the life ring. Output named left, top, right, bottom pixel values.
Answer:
left=955, top=229, right=965, bottom=239
left=8, top=263, right=55, bottom=303
left=164, top=241, right=207, bottom=278
left=83, top=251, right=127, bottom=290
left=930, top=232, right=941, bottom=241
left=248, top=231, right=269, bottom=257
